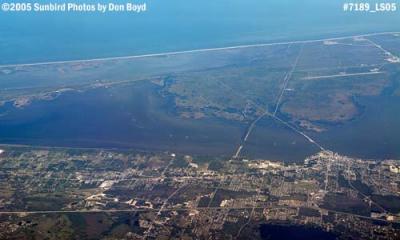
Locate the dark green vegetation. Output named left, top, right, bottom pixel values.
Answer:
left=1, top=33, right=400, bottom=161
left=371, top=195, right=400, bottom=214
left=321, top=192, right=371, bottom=216
left=0, top=212, right=142, bottom=240
left=0, top=34, right=398, bottom=125
left=298, top=207, right=320, bottom=217
left=0, top=147, right=399, bottom=239
left=161, top=45, right=301, bottom=121
left=162, top=36, right=398, bottom=124
left=0, top=33, right=399, bottom=164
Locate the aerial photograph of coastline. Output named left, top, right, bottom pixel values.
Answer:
left=1, top=0, right=400, bottom=239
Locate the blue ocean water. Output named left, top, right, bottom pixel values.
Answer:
left=1, top=0, right=400, bottom=162
left=0, top=0, right=399, bottom=64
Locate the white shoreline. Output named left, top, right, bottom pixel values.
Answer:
left=0, top=31, right=399, bottom=69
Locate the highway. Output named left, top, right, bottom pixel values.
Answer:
left=1, top=205, right=398, bottom=224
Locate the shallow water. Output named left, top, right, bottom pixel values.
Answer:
left=1, top=83, right=399, bottom=162
left=0, top=82, right=246, bottom=157
left=313, top=96, right=400, bottom=160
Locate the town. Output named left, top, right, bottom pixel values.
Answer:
left=0, top=146, right=399, bottom=239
